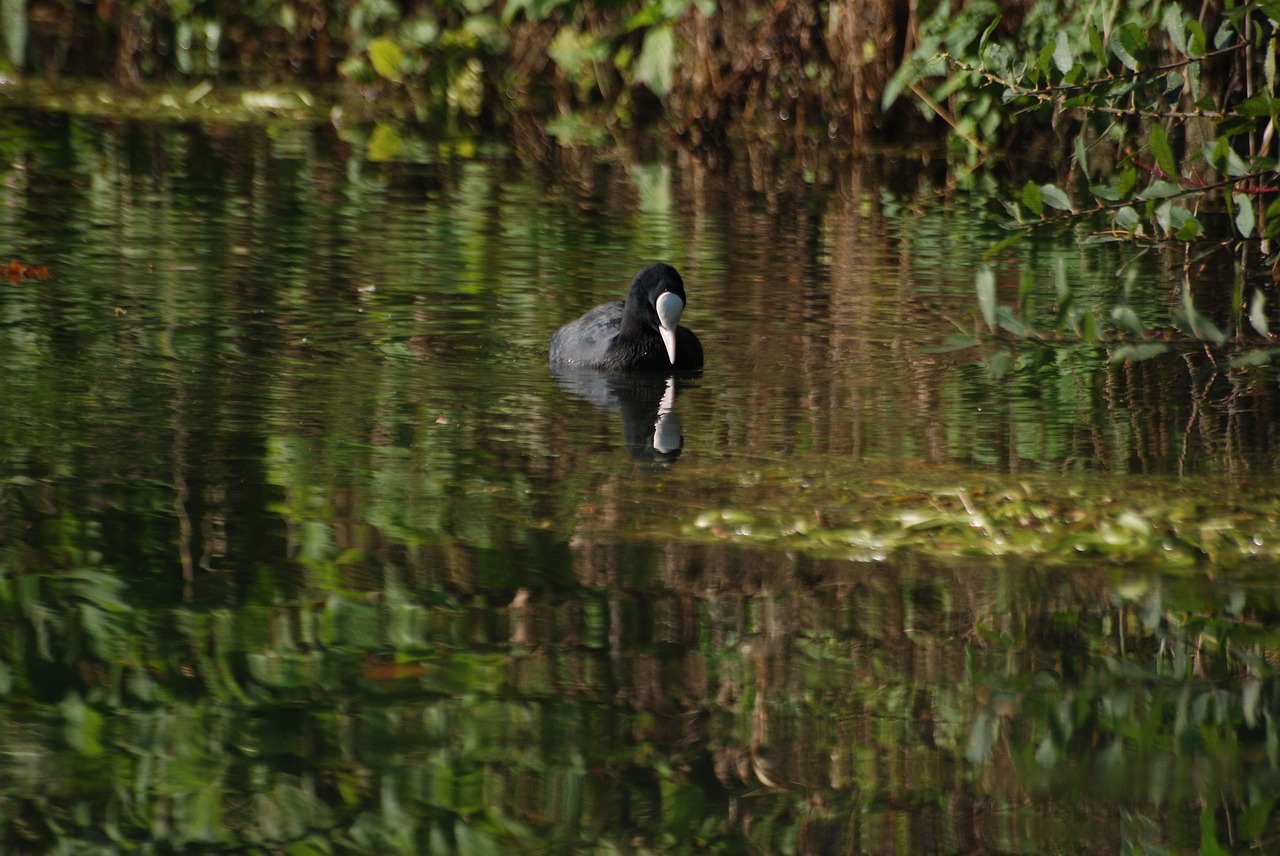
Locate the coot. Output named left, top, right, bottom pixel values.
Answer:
left=548, top=263, right=704, bottom=371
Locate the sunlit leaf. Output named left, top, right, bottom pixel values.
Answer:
left=634, top=24, right=675, bottom=96
left=1040, top=183, right=1071, bottom=211
left=1234, top=191, right=1256, bottom=237
left=1164, top=6, right=1187, bottom=55
left=1267, top=37, right=1277, bottom=95
left=1111, top=29, right=1140, bottom=70
left=1053, top=31, right=1073, bottom=74
left=1229, top=349, right=1278, bottom=367
left=1110, top=343, right=1170, bottom=362
left=367, top=37, right=404, bottom=82
left=368, top=123, right=405, bottom=162
left=976, top=266, right=997, bottom=328
left=1110, top=306, right=1146, bottom=336
left=1250, top=289, right=1269, bottom=336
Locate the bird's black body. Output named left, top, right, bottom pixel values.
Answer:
left=548, top=263, right=704, bottom=371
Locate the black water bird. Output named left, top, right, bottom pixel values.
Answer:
left=548, top=263, right=704, bottom=371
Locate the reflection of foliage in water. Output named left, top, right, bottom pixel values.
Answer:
left=2, top=116, right=1280, bottom=851
left=0, top=548, right=1277, bottom=851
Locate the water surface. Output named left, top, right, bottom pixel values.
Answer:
left=1, top=111, right=1277, bottom=853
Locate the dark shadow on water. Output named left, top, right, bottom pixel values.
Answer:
left=551, top=366, right=701, bottom=463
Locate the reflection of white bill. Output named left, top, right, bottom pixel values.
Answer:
left=654, top=376, right=681, bottom=454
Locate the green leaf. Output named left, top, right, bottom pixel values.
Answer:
left=1078, top=309, right=1097, bottom=344
left=1176, top=292, right=1227, bottom=344
left=1187, top=21, right=1207, bottom=58
left=1110, top=343, right=1170, bottom=362
left=1139, top=180, right=1182, bottom=200
left=1021, top=181, right=1044, bottom=216
left=923, top=334, right=982, bottom=353
left=976, top=266, right=997, bottom=328
left=1238, top=797, right=1277, bottom=842
left=1112, top=25, right=1142, bottom=70
left=367, top=123, right=405, bottom=162
left=634, top=24, right=675, bottom=96
left=1230, top=349, right=1278, bottom=368
left=1149, top=124, right=1177, bottom=177
left=1250, top=290, right=1269, bottom=336
left=1235, top=191, right=1257, bottom=237
left=1238, top=93, right=1280, bottom=117
left=1116, top=165, right=1138, bottom=198
left=1267, top=37, right=1277, bottom=95
left=1088, top=24, right=1106, bottom=65
left=983, top=229, right=1030, bottom=258
left=1053, top=31, right=1073, bottom=74
left=1114, top=206, right=1140, bottom=230
left=1110, top=306, right=1146, bottom=336
left=1200, top=804, right=1231, bottom=856
left=367, top=36, right=405, bottom=82
left=1164, top=7, right=1187, bottom=55
left=996, top=306, right=1030, bottom=338
left=978, top=15, right=1002, bottom=56
left=1172, top=213, right=1203, bottom=240
left=1074, top=136, right=1090, bottom=178
left=1040, top=183, right=1071, bottom=211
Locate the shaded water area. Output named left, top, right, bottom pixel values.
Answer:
left=3, top=109, right=1280, bottom=853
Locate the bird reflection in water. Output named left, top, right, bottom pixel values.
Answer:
left=550, top=367, right=699, bottom=463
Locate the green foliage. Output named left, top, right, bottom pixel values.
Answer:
left=893, top=2, right=1280, bottom=366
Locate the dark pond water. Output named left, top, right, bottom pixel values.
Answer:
left=2, top=109, right=1280, bottom=853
